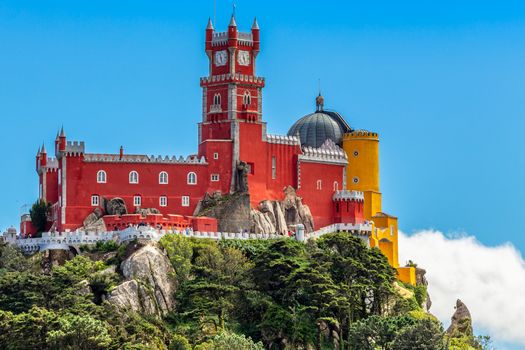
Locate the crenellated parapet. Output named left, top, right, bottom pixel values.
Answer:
left=343, top=129, right=379, bottom=140
left=333, top=190, right=365, bottom=202
left=64, top=141, right=85, bottom=156
left=84, top=153, right=207, bottom=165
left=200, top=73, right=265, bottom=87
left=266, top=134, right=300, bottom=146
left=211, top=31, right=254, bottom=47
left=299, top=139, right=348, bottom=165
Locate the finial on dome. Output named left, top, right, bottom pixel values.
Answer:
left=316, top=93, right=325, bottom=112
left=206, top=17, right=214, bottom=30
left=252, top=17, right=259, bottom=30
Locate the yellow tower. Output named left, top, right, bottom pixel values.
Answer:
left=343, top=130, right=382, bottom=219
left=342, top=130, right=415, bottom=285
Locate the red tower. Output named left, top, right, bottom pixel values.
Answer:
left=199, top=16, right=267, bottom=194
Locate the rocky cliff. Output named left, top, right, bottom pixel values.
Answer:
left=196, top=186, right=315, bottom=234
left=107, top=242, right=176, bottom=318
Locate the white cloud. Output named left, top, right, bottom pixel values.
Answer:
left=398, top=230, right=525, bottom=346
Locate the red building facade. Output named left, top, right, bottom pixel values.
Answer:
left=29, top=15, right=362, bottom=235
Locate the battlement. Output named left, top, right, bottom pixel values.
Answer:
left=64, top=141, right=85, bottom=155
left=266, top=134, right=300, bottom=146
left=300, top=139, right=348, bottom=165
left=46, top=157, right=58, bottom=169
left=344, top=130, right=379, bottom=140
left=211, top=31, right=254, bottom=46
left=200, top=73, right=265, bottom=87
left=333, top=190, right=365, bottom=201
left=84, top=153, right=207, bottom=165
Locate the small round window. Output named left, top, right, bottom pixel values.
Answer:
left=353, top=150, right=359, bottom=157
left=353, top=177, right=360, bottom=184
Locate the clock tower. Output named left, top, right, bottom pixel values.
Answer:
left=199, top=15, right=265, bottom=142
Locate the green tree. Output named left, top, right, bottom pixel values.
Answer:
left=0, top=244, right=33, bottom=273
left=196, top=332, right=264, bottom=350
left=159, top=234, right=194, bottom=286
left=47, top=313, right=112, bottom=350
left=30, top=199, right=51, bottom=235
left=391, top=318, right=447, bottom=350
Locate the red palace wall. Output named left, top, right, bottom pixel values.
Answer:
left=44, top=171, right=59, bottom=204
left=297, top=161, right=345, bottom=229
left=333, top=200, right=365, bottom=224
left=60, top=154, right=215, bottom=230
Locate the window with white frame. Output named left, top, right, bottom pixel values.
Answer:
left=271, top=156, right=277, bottom=179
left=91, top=195, right=100, bottom=206
left=213, top=93, right=221, bottom=106
left=97, top=170, right=106, bottom=183
left=159, top=171, right=168, bottom=184
left=133, top=195, right=141, bottom=207
left=182, top=196, right=190, bottom=207
left=333, top=181, right=339, bottom=191
left=159, top=196, right=167, bottom=207
left=316, top=180, right=322, bottom=190
left=211, top=174, right=220, bottom=182
left=129, top=171, right=139, bottom=184
left=243, top=91, right=251, bottom=106
left=58, top=169, right=61, bottom=185
left=213, top=152, right=219, bottom=160
left=187, top=172, right=197, bottom=185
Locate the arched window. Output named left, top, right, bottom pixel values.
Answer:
left=129, top=171, right=139, bottom=184
left=97, top=170, right=107, bottom=183
left=187, top=172, right=197, bottom=185
left=333, top=181, right=339, bottom=191
left=243, top=91, right=251, bottom=106
left=213, top=93, right=221, bottom=106
left=316, top=180, right=322, bottom=190
left=159, top=171, right=168, bottom=184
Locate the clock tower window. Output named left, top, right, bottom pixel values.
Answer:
left=213, top=94, right=221, bottom=106
left=243, top=92, right=251, bottom=107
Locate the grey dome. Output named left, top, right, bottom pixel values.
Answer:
left=287, top=112, right=345, bottom=148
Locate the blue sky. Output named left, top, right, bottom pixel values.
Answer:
left=1, top=1, right=524, bottom=347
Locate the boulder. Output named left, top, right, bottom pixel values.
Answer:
left=251, top=209, right=276, bottom=234
left=447, top=299, right=474, bottom=337
left=83, top=208, right=103, bottom=227
left=273, top=201, right=288, bottom=235
left=106, top=198, right=127, bottom=216
left=135, top=208, right=161, bottom=216
left=108, top=280, right=158, bottom=315
left=196, top=192, right=252, bottom=233
left=108, top=243, right=176, bottom=317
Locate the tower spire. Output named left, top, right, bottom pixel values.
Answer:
left=41, top=142, right=46, bottom=154
left=207, top=17, right=214, bottom=30
left=252, top=17, right=259, bottom=30
left=229, top=1, right=237, bottom=27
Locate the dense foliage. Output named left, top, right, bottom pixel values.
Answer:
left=29, top=199, right=51, bottom=235
left=0, top=234, right=487, bottom=349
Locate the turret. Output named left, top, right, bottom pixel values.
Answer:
left=228, top=14, right=238, bottom=43
left=40, top=143, right=47, bottom=167
left=36, top=146, right=41, bottom=171
left=251, top=17, right=260, bottom=53
left=58, top=126, right=67, bottom=153
left=333, top=190, right=365, bottom=224
left=205, top=18, right=214, bottom=51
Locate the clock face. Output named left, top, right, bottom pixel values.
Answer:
left=237, top=50, right=250, bottom=66
left=214, top=50, right=228, bottom=67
